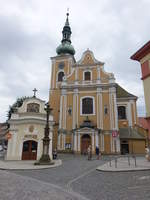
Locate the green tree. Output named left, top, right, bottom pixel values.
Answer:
left=7, top=96, right=30, bottom=119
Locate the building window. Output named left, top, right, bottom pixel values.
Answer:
left=65, top=143, right=71, bottom=149
left=68, top=106, right=72, bottom=116
left=58, top=62, right=64, bottom=69
left=27, top=103, right=40, bottom=113
left=104, top=105, right=108, bottom=115
left=84, top=71, right=91, bottom=81
left=82, top=97, right=94, bottom=114
left=118, top=106, right=126, bottom=119
left=58, top=71, right=64, bottom=82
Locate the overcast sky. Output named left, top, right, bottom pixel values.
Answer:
left=0, top=0, right=149, bottom=122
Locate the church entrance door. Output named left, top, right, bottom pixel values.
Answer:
left=81, top=134, right=91, bottom=154
left=22, top=140, right=37, bottom=160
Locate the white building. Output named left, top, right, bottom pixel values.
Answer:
left=6, top=96, right=53, bottom=160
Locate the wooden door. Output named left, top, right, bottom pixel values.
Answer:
left=22, top=140, right=37, bottom=160
left=81, top=134, right=91, bottom=154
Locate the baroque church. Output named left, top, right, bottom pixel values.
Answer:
left=5, top=13, right=146, bottom=161
left=49, top=13, right=146, bottom=155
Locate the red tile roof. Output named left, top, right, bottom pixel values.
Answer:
left=131, top=41, right=150, bottom=61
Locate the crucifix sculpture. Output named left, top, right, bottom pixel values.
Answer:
left=35, top=102, right=53, bottom=165
left=33, top=88, right=37, bottom=97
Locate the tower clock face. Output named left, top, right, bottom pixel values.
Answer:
left=58, top=62, right=65, bottom=69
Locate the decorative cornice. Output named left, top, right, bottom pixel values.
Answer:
left=8, top=118, right=54, bottom=126
left=116, top=97, right=137, bottom=101
left=60, top=82, right=116, bottom=90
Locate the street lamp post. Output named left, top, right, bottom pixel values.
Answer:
left=35, top=102, right=53, bottom=165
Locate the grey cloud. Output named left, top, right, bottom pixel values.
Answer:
left=0, top=0, right=150, bottom=121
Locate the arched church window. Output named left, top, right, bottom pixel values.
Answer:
left=58, top=71, right=64, bottom=82
left=84, top=71, right=91, bottom=81
left=118, top=106, right=126, bottom=119
left=27, top=103, right=40, bottom=113
left=82, top=97, right=93, bottom=114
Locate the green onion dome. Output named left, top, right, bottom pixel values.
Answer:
left=56, top=12, right=75, bottom=56
left=56, top=41, right=75, bottom=55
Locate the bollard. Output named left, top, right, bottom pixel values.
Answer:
left=128, top=155, right=130, bottom=166
left=109, top=157, right=112, bottom=167
left=115, top=157, right=117, bottom=168
left=134, top=156, right=137, bottom=167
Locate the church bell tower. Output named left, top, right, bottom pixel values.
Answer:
left=49, top=12, right=76, bottom=149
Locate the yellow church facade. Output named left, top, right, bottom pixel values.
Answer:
left=49, top=13, right=145, bottom=155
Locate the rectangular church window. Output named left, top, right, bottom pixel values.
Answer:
left=104, top=105, right=108, bottom=115
left=82, top=97, right=93, bottom=114
left=118, top=106, right=126, bottom=119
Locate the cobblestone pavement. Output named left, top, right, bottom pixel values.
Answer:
left=12, top=154, right=105, bottom=188
left=3, top=154, right=150, bottom=200
left=0, top=170, right=88, bottom=200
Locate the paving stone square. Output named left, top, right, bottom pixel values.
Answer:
left=1, top=154, right=150, bottom=200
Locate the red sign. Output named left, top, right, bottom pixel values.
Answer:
left=112, top=131, right=118, bottom=137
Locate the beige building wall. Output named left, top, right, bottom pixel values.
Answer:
left=143, top=77, right=150, bottom=117
left=139, top=53, right=150, bottom=117
left=129, top=140, right=145, bottom=154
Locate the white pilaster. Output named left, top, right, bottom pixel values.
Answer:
left=12, top=133, right=17, bottom=157
left=74, top=133, right=77, bottom=151
left=63, top=134, right=66, bottom=150
left=97, top=88, right=103, bottom=129
left=37, top=139, right=41, bottom=160
left=127, top=101, right=132, bottom=127
left=100, top=92, right=103, bottom=129
left=57, top=133, right=60, bottom=150
left=59, top=95, right=63, bottom=129
left=97, top=93, right=99, bottom=128
left=19, top=138, right=23, bottom=160
left=113, top=92, right=118, bottom=130
left=111, top=134, right=113, bottom=152
left=73, top=94, right=76, bottom=129
left=76, top=94, right=79, bottom=126
left=92, top=134, right=95, bottom=152
left=97, top=66, right=101, bottom=83
left=109, top=87, right=116, bottom=130
left=100, top=134, right=104, bottom=151
left=109, top=91, right=113, bottom=130
left=72, top=89, right=78, bottom=129
left=60, top=89, right=67, bottom=129
left=7, top=137, right=13, bottom=159
left=78, top=133, right=80, bottom=152
left=133, top=101, right=136, bottom=125
left=64, top=95, right=67, bottom=129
